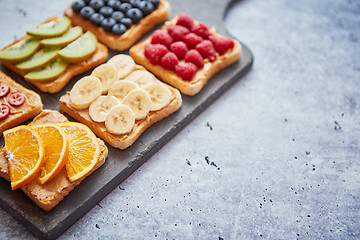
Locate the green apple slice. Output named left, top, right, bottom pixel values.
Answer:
left=27, top=16, right=71, bottom=38
left=24, top=58, right=68, bottom=82
left=0, top=36, right=41, bottom=62
left=16, top=46, right=60, bottom=71
left=40, top=26, right=83, bottom=47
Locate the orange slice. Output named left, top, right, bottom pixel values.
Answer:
left=58, top=122, right=100, bottom=182
left=31, top=123, right=68, bottom=184
left=3, top=125, right=44, bottom=190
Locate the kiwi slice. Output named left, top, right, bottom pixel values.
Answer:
left=24, top=58, right=67, bottom=82
left=40, top=26, right=83, bottom=47
left=0, top=36, right=41, bottom=62
left=16, top=46, right=60, bottom=71
left=27, top=16, right=71, bottom=38
left=58, top=31, right=97, bottom=63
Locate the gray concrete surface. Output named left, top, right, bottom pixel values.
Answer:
left=0, top=0, right=359, bottom=239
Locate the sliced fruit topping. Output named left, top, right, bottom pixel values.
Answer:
left=151, top=30, right=173, bottom=48
left=144, top=44, right=168, bottom=65
left=16, top=46, right=60, bottom=71
left=89, top=95, right=120, bottom=122
left=27, top=17, right=71, bottom=38
left=195, top=40, right=217, bottom=62
left=58, top=122, right=100, bottom=182
left=175, top=62, right=198, bottom=81
left=176, top=13, right=195, bottom=30
left=191, top=22, right=211, bottom=39
left=0, top=36, right=41, bottom=62
left=70, top=76, right=102, bottom=110
left=184, top=49, right=204, bottom=68
left=144, top=83, right=172, bottom=111
left=160, top=52, right=178, bottom=71
left=108, top=80, right=138, bottom=102
left=24, top=58, right=68, bottom=82
left=4, top=126, right=45, bottom=190
left=91, top=63, right=118, bottom=94
left=31, top=123, right=68, bottom=185
left=209, top=35, right=235, bottom=55
left=105, top=104, right=135, bottom=134
left=167, top=25, right=190, bottom=42
left=170, top=41, right=188, bottom=60
left=40, top=26, right=83, bottom=47
left=58, top=31, right=97, bottom=63
left=185, top=33, right=203, bottom=49
left=107, top=54, right=135, bottom=79
left=0, top=83, right=10, bottom=97
left=8, top=92, right=25, bottom=106
left=122, top=88, right=151, bottom=120
left=125, top=70, right=156, bottom=89
left=0, top=104, right=10, bottom=120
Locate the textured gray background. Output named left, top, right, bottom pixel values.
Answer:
left=0, top=0, right=359, bottom=239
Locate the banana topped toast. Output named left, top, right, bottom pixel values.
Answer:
left=65, top=0, right=170, bottom=51
left=59, top=54, right=182, bottom=149
left=0, top=110, right=108, bottom=212
left=130, top=13, right=242, bottom=96
left=0, top=71, right=42, bottom=135
left=0, top=16, right=108, bottom=93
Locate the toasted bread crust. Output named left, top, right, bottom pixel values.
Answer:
left=0, top=16, right=109, bottom=93
left=129, top=15, right=242, bottom=96
left=0, top=110, right=108, bottom=212
left=64, top=0, right=170, bottom=51
left=0, top=71, right=43, bottom=135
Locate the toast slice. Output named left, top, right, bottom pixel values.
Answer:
left=0, top=16, right=108, bottom=93
left=59, top=64, right=182, bottom=150
left=0, top=110, right=108, bottom=212
left=0, top=70, right=43, bottom=135
left=129, top=14, right=242, bottom=96
left=64, top=0, right=170, bottom=51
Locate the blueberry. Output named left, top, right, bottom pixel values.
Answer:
left=126, top=8, right=143, bottom=23
left=89, top=0, right=104, bottom=11
left=120, top=17, right=133, bottom=29
left=90, top=13, right=105, bottom=26
left=84, top=0, right=92, bottom=4
left=149, top=0, right=160, bottom=8
left=121, top=0, right=131, bottom=3
left=99, top=6, right=114, bottom=18
left=130, top=0, right=141, bottom=8
left=111, top=11, right=125, bottom=22
left=112, top=23, right=127, bottom=35
left=119, top=3, right=132, bottom=13
left=80, top=6, right=95, bottom=20
left=101, top=18, right=117, bottom=32
left=137, top=1, right=154, bottom=16
left=107, top=0, right=121, bottom=10
left=72, top=0, right=86, bottom=13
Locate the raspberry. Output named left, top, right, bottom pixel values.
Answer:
left=184, top=33, right=203, bottom=49
left=184, top=49, right=204, bottom=68
left=209, top=35, right=235, bottom=55
left=175, top=63, right=198, bottom=81
left=167, top=25, right=190, bottom=42
left=144, top=44, right=169, bottom=65
left=170, top=41, right=188, bottom=60
left=191, top=22, right=211, bottom=39
left=176, top=13, right=194, bottom=30
left=160, top=52, right=179, bottom=71
left=151, top=30, right=173, bottom=48
left=195, top=40, right=217, bottom=62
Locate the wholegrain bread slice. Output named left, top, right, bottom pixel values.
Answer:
left=129, top=14, right=242, bottom=96
left=64, top=0, right=170, bottom=51
left=0, top=110, right=108, bottom=212
left=0, top=70, right=43, bottom=135
left=0, top=16, right=108, bottom=93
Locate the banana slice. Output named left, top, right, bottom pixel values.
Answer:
left=70, top=76, right=102, bottom=110
left=125, top=70, right=156, bottom=89
left=91, top=63, right=118, bottom=94
left=122, top=89, right=151, bottom=120
left=89, top=95, right=120, bottom=122
left=107, top=54, right=135, bottom=79
left=145, top=83, right=172, bottom=111
left=108, top=80, right=138, bottom=102
left=105, top=104, right=135, bottom=135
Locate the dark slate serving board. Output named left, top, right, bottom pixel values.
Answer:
left=0, top=0, right=253, bottom=239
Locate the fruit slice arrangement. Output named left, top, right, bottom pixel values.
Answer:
left=65, top=0, right=170, bottom=51
left=130, top=13, right=242, bottom=96
left=59, top=54, right=182, bottom=149
left=3, top=121, right=101, bottom=190
left=0, top=16, right=108, bottom=93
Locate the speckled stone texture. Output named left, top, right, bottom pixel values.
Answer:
left=0, top=0, right=359, bottom=239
